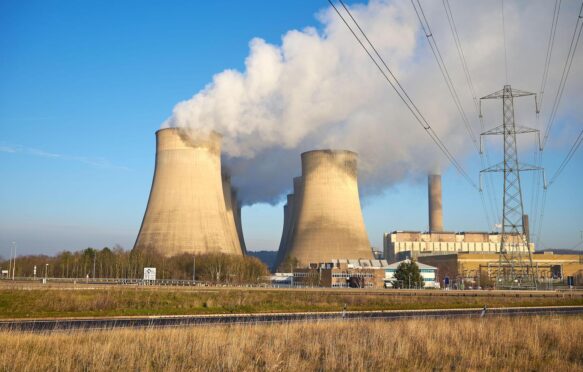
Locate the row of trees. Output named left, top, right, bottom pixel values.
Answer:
left=0, top=246, right=270, bottom=284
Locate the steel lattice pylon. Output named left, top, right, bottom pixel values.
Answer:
left=479, top=85, right=543, bottom=289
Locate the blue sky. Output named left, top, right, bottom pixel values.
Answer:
left=1, top=0, right=582, bottom=258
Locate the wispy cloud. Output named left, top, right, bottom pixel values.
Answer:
left=0, top=145, right=17, bottom=153
left=0, top=144, right=131, bottom=171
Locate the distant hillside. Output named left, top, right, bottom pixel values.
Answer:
left=247, top=250, right=278, bottom=269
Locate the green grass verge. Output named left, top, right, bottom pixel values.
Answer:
left=1, top=287, right=582, bottom=319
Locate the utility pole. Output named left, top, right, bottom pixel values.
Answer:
left=93, top=251, right=97, bottom=279
left=11, top=242, right=16, bottom=280
left=7, top=245, right=12, bottom=281
left=480, top=85, right=543, bottom=289
left=192, top=255, right=196, bottom=284
left=579, top=230, right=583, bottom=264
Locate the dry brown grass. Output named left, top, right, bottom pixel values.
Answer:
left=0, top=316, right=581, bottom=371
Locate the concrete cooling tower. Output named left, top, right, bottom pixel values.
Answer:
left=283, top=150, right=373, bottom=266
left=231, top=189, right=247, bottom=254
left=274, top=177, right=304, bottom=270
left=222, top=174, right=245, bottom=255
left=274, top=197, right=291, bottom=270
left=274, top=192, right=295, bottom=270
left=133, top=128, right=243, bottom=257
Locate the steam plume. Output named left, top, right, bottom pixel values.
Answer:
left=164, top=0, right=583, bottom=205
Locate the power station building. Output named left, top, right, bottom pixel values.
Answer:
left=275, top=150, right=373, bottom=268
left=384, top=231, right=534, bottom=262
left=418, top=252, right=583, bottom=287
left=383, top=174, right=533, bottom=261
left=133, top=128, right=245, bottom=257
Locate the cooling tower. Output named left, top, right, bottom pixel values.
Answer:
left=231, top=189, right=247, bottom=254
left=222, top=174, right=244, bottom=255
left=133, top=128, right=243, bottom=257
left=428, top=174, right=444, bottom=232
left=274, top=199, right=291, bottom=271
left=286, top=150, right=373, bottom=265
left=286, top=176, right=303, bottom=252
left=274, top=192, right=298, bottom=271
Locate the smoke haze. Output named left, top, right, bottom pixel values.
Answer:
left=163, top=0, right=583, bottom=205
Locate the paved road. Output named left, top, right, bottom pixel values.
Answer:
left=1, top=306, right=581, bottom=332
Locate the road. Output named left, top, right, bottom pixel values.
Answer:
left=1, top=306, right=581, bottom=332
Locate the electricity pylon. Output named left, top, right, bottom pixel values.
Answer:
left=479, top=85, right=544, bottom=289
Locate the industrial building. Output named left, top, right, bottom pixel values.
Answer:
left=293, top=259, right=389, bottom=288
left=384, top=231, right=534, bottom=262
left=291, top=258, right=439, bottom=288
left=276, top=150, right=373, bottom=268
left=383, top=174, right=533, bottom=261
left=419, top=252, right=583, bottom=288
left=133, top=128, right=245, bottom=257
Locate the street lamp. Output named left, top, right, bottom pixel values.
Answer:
left=45, top=263, right=49, bottom=281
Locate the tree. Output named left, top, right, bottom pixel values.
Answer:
left=479, top=269, right=495, bottom=289
left=277, top=256, right=299, bottom=273
left=393, top=260, right=425, bottom=289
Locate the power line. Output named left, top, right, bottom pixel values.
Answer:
left=443, top=0, right=478, bottom=113
left=442, top=0, right=501, bottom=225
left=542, top=1, right=583, bottom=149
left=410, top=0, right=493, bottom=228
left=533, top=1, right=583, bottom=248
left=538, top=0, right=562, bottom=111
left=548, top=128, right=583, bottom=186
left=410, top=0, right=479, bottom=151
left=328, top=0, right=477, bottom=189
left=501, top=0, right=509, bottom=83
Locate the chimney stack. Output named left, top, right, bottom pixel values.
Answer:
left=428, top=174, right=444, bottom=232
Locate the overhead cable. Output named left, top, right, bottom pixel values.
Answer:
left=542, top=1, right=583, bottom=149
left=538, top=0, right=562, bottom=111
left=410, top=0, right=479, bottom=152
left=328, top=0, right=478, bottom=189
left=442, top=0, right=501, bottom=224
left=410, top=0, right=493, bottom=227
left=502, top=0, right=509, bottom=83
left=548, top=128, right=583, bottom=186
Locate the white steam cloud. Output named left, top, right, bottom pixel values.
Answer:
left=164, top=0, right=583, bottom=205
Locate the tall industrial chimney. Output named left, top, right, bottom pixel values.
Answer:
left=133, top=128, right=243, bottom=256
left=428, top=174, right=444, bottom=232
left=286, top=150, right=373, bottom=265
left=522, top=214, right=529, bottom=240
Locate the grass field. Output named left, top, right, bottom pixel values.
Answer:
left=0, top=316, right=581, bottom=371
left=1, top=283, right=582, bottom=319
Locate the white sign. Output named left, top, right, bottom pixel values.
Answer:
left=1, top=270, right=8, bottom=276
left=143, top=267, right=156, bottom=281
